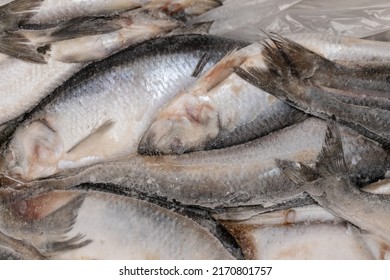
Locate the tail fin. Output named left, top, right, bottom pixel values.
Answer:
left=0, top=0, right=44, bottom=29
left=276, top=121, right=348, bottom=194
left=0, top=31, right=46, bottom=63
left=234, top=33, right=336, bottom=101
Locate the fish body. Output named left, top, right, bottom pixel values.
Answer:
left=21, top=118, right=390, bottom=209
left=1, top=190, right=234, bottom=259
left=0, top=34, right=247, bottom=181
left=55, top=190, right=234, bottom=260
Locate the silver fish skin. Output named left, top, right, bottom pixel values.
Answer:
left=139, top=33, right=390, bottom=155
left=277, top=122, right=390, bottom=244
left=55, top=190, right=234, bottom=260
left=0, top=54, right=83, bottom=127
left=0, top=34, right=246, bottom=181
left=235, top=35, right=390, bottom=147
left=19, top=118, right=390, bottom=209
left=0, top=190, right=234, bottom=259
left=27, top=0, right=222, bottom=24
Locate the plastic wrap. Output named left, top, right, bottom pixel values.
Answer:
left=196, top=0, right=390, bottom=41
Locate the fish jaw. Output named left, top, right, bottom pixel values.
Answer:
left=1, top=119, right=64, bottom=181
left=139, top=93, right=220, bottom=154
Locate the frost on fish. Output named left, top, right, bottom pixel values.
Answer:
left=0, top=35, right=246, bottom=181
left=15, top=118, right=390, bottom=209
left=51, top=190, right=234, bottom=260
left=277, top=122, right=390, bottom=245
left=217, top=204, right=383, bottom=260
left=139, top=33, right=390, bottom=155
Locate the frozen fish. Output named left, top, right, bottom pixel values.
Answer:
left=0, top=34, right=246, bottom=181
left=15, top=118, right=390, bottom=209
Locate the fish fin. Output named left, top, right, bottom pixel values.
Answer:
left=315, top=121, right=348, bottom=178
left=275, top=159, right=318, bottom=185
left=66, top=120, right=115, bottom=154
left=49, top=16, right=123, bottom=42
left=0, top=31, right=46, bottom=63
left=32, top=192, right=86, bottom=236
left=234, top=33, right=336, bottom=100
left=0, top=0, right=44, bottom=28
left=44, top=233, right=92, bottom=255
left=191, top=53, right=211, bottom=77
left=201, top=48, right=248, bottom=92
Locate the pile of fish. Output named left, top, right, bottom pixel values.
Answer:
left=0, top=0, right=389, bottom=260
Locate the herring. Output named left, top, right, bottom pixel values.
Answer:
left=16, top=118, right=390, bottom=209
left=0, top=34, right=246, bottom=181
left=0, top=190, right=234, bottom=259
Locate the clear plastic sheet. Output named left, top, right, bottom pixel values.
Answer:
left=196, top=0, right=390, bottom=42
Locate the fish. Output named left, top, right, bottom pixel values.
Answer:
left=235, top=34, right=390, bottom=147
left=0, top=34, right=247, bottom=181
left=27, top=0, right=222, bottom=24
left=217, top=204, right=382, bottom=259
left=42, top=13, right=180, bottom=63
left=0, top=0, right=221, bottom=62
left=1, top=190, right=234, bottom=259
left=12, top=118, right=390, bottom=209
left=277, top=121, right=390, bottom=244
left=139, top=33, right=390, bottom=155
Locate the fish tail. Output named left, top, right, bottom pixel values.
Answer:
left=0, top=31, right=46, bottom=63
left=48, top=16, right=124, bottom=42
left=234, top=33, right=339, bottom=100
left=44, top=234, right=92, bottom=255
left=0, top=0, right=44, bottom=29
left=277, top=121, right=348, bottom=186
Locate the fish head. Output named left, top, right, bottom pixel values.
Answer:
left=1, top=119, right=64, bottom=181
left=139, top=94, right=219, bottom=155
